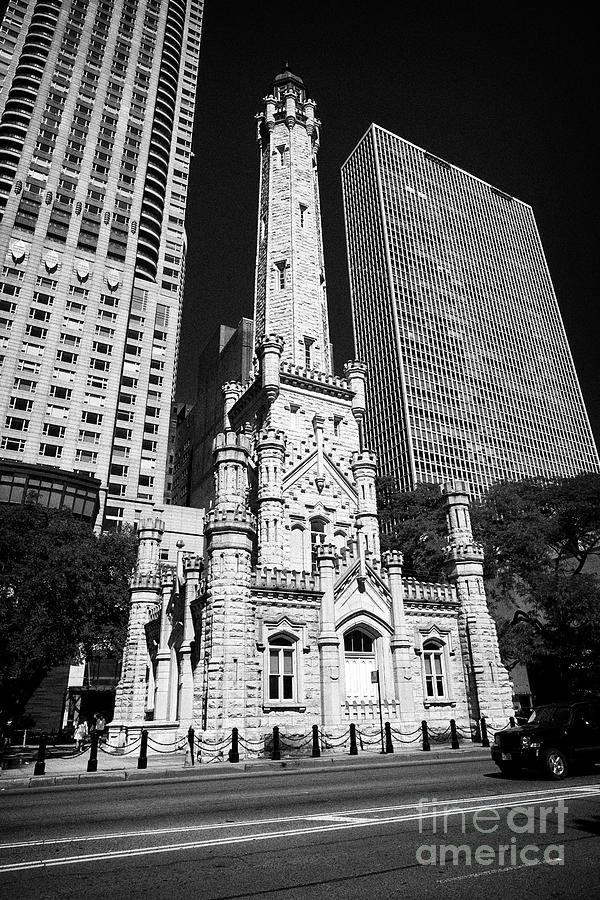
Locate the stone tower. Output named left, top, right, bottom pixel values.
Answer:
left=254, top=67, right=331, bottom=373
left=111, top=68, right=514, bottom=752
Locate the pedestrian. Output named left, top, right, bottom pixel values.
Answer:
left=74, top=720, right=88, bottom=751
left=94, top=712, right=106, bottom=738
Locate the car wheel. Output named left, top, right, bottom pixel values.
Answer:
left=498, top=761, right=521, bottom=776
left=543, top=748, right=568, bottom=780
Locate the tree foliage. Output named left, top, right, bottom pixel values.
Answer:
left=376, top=477, right=447, bottom=580
left=0, top=502, right=137, bottom=726
left=377, top=472, right=600, bottom=698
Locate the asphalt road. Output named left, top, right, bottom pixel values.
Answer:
left=1, top=758, right=599, bottom=899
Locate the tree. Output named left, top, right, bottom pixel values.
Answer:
left=471, top=473, right=600, bottom=698
left=377, top=473, right=600, bottom=698
left=0, top=502, right=137, bottom=728
left=376, top=477, right=448, bottom=580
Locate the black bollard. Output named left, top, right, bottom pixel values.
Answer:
left=509, top=716, right=516, bottom=728
left=229, top=727, right=239, bottom=763
left=421, top=720, right=431, bottom=752
left=384, top=721, right=394, bottom=754
left=450, top=719, right=460, bottom=750
left=312, top=724, right=320, bottom=758
left=188, top=726, right=196, bottom=765
left=87, top=732, right=98, bottom=773
left=480, top=716, right=490, bottom=748
left=34, top=733, right=47, bottom=776
left=349, top=723, right=358, bottom=756
left=272, top=726, right=281, bottom=761
left=137, top=728, right=148, bottom=769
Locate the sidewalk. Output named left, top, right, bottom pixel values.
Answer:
left=0, top=743, right=492, bottom=793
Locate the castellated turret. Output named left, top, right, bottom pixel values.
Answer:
left=442, top=481, right=513, bottom=727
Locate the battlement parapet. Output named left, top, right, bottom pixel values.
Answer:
left=351, top=449, right=378, bottom=468
left=343, top=359, right=368, bottom=375
left=256, top=427, right=286, bottom=449
left=445, top=540, right=485, bottom=563
left=183, top=554, right=204, bottom=571
left=252, top=565, right=320, bottom=593
left=130, top=571, right=162, bottom=591
left=213, top=430, right=252, bottom=453
left=441, top=479, right=471, bottom=498
left=206, top=504, right=256, bottom=530
left=256, top=333, right=285, bottom=355
left=138, top=516, right=165, bottom=534
left=279, top=361, right=352, bottom=394
left=160, top=565, right=175, bottom=586
left=383, top=549, right=404, bottom=570
left=402, top=577, right=456, bottom=605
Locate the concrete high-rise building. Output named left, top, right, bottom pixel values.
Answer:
left=341, top=124, right=599, bottom=495
left=0, top=0, right=204, bottom=528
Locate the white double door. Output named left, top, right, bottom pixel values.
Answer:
left=345, top=655, right=378, bottom=701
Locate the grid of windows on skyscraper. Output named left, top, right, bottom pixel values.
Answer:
left=0, top=0, right=204, bottom=527
left=342, top=125, right=599, bottom=495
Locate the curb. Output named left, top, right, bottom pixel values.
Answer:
left=0, top=748, right=492, bottom=794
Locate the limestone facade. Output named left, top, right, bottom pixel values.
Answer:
left=111, top=69, right=513, bottom=753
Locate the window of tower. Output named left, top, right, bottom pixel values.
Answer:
left=310, top=516, right=327, bottom=565
left=303, top=337, right=315, bottom=369
left=299, top=204, right=308, bottom=227
left=276, top=261, right=287, bottom=291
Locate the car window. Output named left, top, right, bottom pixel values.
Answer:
left=527, top=705, right=571, bottom=726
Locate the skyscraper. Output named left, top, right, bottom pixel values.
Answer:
left=341, top=124, right=599, bottom=495
left=0, top=0, right=204, bottom=528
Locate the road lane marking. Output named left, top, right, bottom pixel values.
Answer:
left=1, top=784, right=598, bottom=851
left=1, top=789, right=598, bottom=874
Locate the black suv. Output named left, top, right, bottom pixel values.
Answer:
left=491, top=697, right=600, bottom=779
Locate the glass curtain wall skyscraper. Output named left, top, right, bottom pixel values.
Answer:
left=341, top=124, right=599, bottom=496
left=0, top=0, right=203, bottom=528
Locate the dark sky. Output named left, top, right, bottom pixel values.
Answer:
left=177, top=3, right=599, bottom=452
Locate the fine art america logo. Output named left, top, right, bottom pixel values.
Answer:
left=416, top=798, right=566, bottom=868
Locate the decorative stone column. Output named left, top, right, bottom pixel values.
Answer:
left=316, top=543, right=341, bottom=725
left=113, top=571, right=162, bottom=722
left=178, top=555, right=202, bottom=726
left=256, top=334, right=284, bottom=402
left=153, top=569, right=175, bottom=721
left=351, top=449, right=380, bottom=563
left=202, top=431, right=259, bottom=736
left=256, top=427, right=286, bottom=567
left=344, top=360, right=368, bottom=448
left=113, top=516, right=164, bottom=722
left=442, top=480, right=513, bottom=728
left=384, top=550, right=415, bottom=721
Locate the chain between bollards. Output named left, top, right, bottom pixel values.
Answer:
left=34, top=732, right=47, bottom=776
left=421, top=720, right=430, bottom=752
left=271, top=725, right=280, bottom=760
left=87, top=732, right=98, bottom=773
left=137, top=728, right=148, bottom=769
left=229, top=727, right=239, bottom=763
